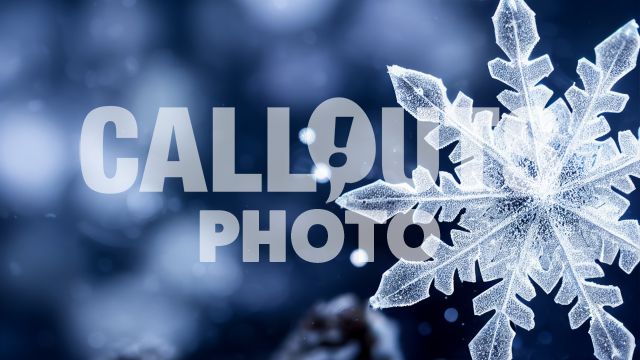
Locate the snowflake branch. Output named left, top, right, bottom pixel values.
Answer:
left=370, top=204, right=534, bottom=309
left=336, top=167, right=514, bottom=224
left=489, top=0, right=554, bottom=179
left=551, top=202, right=640, bottom=274
left=548, top=215, right=635, bottom=360
left=559, top=155, right=640, bottom=193
left=557, top=132, right=640, bottom=194
left=387, top=65, right=537, bottom=191
left=557, top=204, right=640, bottom=253
left=549, top=21, right=639, bottom=185
left=469, top=219, right=539, bottom=360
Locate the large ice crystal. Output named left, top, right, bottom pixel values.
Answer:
left=336, top=0, right=640, bottom=359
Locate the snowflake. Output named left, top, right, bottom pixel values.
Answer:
left=335, top=0, right=640, bottom=359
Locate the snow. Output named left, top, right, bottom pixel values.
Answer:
left=350, top=248, right=369, bottom=267
left=336, top=0, right=640, bottom=359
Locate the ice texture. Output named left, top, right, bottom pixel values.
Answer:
left=335, top=0, right=640, bottom=359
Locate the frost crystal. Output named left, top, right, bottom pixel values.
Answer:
left=336, top=0, right=640, bottom=359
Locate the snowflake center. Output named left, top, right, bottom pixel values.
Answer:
left=529, top=180, right=555, bottom=204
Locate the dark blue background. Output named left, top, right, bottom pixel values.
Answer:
left=0, top=0, right=638, bottom=359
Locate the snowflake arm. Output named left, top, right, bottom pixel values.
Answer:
left=548, top=215, right=635, bottom=360
left=489, top=0, right=553, bottom=113
left=559, top=131, right=640, bottom=194
left=469, top=218, right=540, bottom=360
left=558, top=204, right=640, bottom=272
left=336, top=166, right=512, bottom=224
left=369, top=202, right=535, bottom=309
left=550, top=20, right=640, bottom=182
left=386, top=64, right=526, bottom=184
left=553, top=130, right=640, bottom=275
left=489, top=0, right=554, bottom=175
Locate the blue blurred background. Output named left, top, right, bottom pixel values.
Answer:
left=0, top=0, right=638, bottom=359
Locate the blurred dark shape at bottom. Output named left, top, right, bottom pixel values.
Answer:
left=273, top=294, right=403, bottom=360
left=112, top=344, right=173, bottom=360
left=97, top=336, right=176, bottom=360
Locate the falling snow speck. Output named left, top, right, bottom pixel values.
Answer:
left=298, top=127, right=316, bottom=145
left=350, top=249, right=369, bottom=267
left=312, top=163, right=331, bottom=183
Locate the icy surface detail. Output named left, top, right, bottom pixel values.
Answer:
left=335, top=0, right=640, bottom=359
